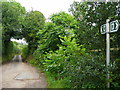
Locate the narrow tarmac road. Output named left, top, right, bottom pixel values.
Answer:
left=0, top=55, right=47, bottom=89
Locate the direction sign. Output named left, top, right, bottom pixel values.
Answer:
left=110, top=20, right=119, bottom=33
left=100, top=24, right=106, bottom=34
left=100, top=19, right=119, bottom=88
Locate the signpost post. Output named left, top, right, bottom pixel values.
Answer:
left=106, top=19, right=110, bottom=88
left=100, top=19, right=119, bottom=88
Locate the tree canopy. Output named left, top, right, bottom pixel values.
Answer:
left=2, top=1, right=45, bottom=54
left=2, top=1, right=26, bottom=55
left=2, top=1, right=25, bottom=43
left=22, top=11, right=45, bottom=53
left=69, top=2, right=120, bottom=51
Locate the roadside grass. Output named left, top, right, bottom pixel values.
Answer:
left=45, top=71, right=71, bottom=88
left=2, top=55, right=14, bottom=64
left=0, top=56, right=2, bottom=64
left=28, top=58, right=71, bottom=88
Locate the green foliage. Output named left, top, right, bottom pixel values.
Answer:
left=2, top=41, right=19, bottom=63
left=110, top=58, right=120, bottom=87
left=34, top=12, right=78, bottom=58
left=44, top=30, right=107, bottom=88
left=69, top=2, right=120, bottom=51
left=31, top=10, right=119, bottom=88
left=45, top=72, right=71, bottom=88
left=69, top=2, right=120, bottom=88
left=2, top=1, right=45, bottom=58
left=2, top=1, right=119, bottom=88
left=43, top=29, right=77, bottom=73
left=12, top=41, right=22, bottom=54
left=2, top=1, right=26, bottom=59
left=32, top=12, right=77, bottom=70
left=22, top=45, right=29, bottom=59
left=2, top=1, right=25, bottom=42
left=36, top=22, right=62, bottom=53
left=33, top=29, right=117, bottom=88
left=0, top=24, right=2, bottom=58
left=50, top=11, right=78, bottom=29
left=22, top=10, right=45, bottom=54
left=2, top=40, right=25, bottom=63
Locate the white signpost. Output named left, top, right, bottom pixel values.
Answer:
left=101, top=20, right=119, bottom=34
left=101, top=24, right=106, bottom=34
left=100, top=19, right=119, bottom=88
left=110, top=20, right=119, bottom=32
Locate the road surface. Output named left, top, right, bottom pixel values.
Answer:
left=0, top=55, right=47, bottom=89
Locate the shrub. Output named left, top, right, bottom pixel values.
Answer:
left=43, top=30, right=107, bottom=88
left=22, top=45, right=29, bottom=60
left=2, top=41, right=15, bottom=63
left=33, top=29, right=117, bottom=88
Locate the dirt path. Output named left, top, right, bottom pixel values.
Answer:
left=0, top=55, right=47, bottom=89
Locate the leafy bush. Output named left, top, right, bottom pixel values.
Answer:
left=110, top=58, right=120, bottom=87
left=45, top=71, right=71, bottom=88
left=12, top=41, right=24, bottom=54
left=43, top=30, right=107, bottom=88
left=30, top=11, right=119, bottom=88
left=32, top=29, right=118, bottom=88
left=2, top=41, right=20, bottom=63
left=22, top=45, right=29, bottom=60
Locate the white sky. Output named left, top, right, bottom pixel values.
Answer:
left=16, top=0, right=81, bottom=19
left=12, top=0, right=81, bottom=43
left=11, top=38, right=28, bottom=45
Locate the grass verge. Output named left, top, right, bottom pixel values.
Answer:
left=28, top=57, right=71, bottom=88
left=44, top=71, right=71, bottom=88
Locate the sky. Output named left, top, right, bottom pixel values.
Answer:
left=11, top=38, right=28, bottom=45
left=15, top=0, right=81, bottom=19
left=10, top=0, right=82, bottom=44
left=12, top=0, right=80, bottom=43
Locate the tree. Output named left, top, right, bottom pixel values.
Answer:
left=2, top=1, right=26, bottom=55
left=50, top=11, right=78, bottom=29
left=36, top=12, right=78, bottom=53
left=22, top=11, right=45, bottom=53
left=69, top=2, right=120, bottom=51
left=33, top=12, right=78, bottom=66
left=69, top=2, right=120, bottom=87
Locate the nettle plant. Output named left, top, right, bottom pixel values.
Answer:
left=43, top=29, right=108, bottom=88
left=43, top=29, right=82, bottom=73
